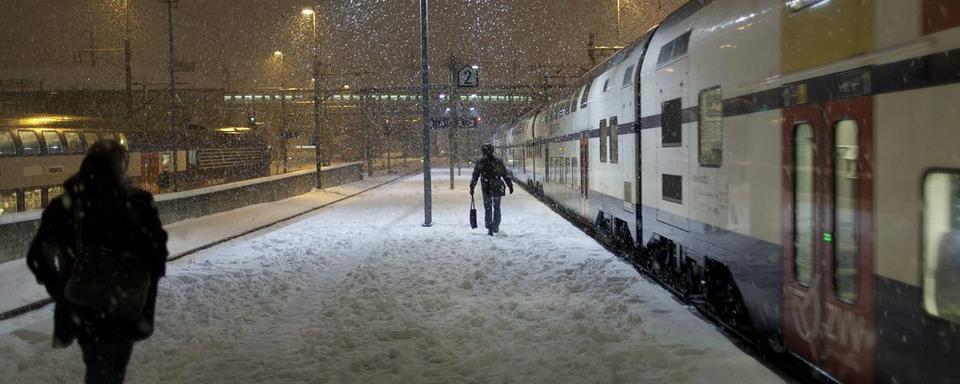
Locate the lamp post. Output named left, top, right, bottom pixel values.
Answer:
left=302, top=6, right=324, bottom=189
left=273, top=50, right=289, bottom=174
left=419, top=0, right=432, bottom=227
left=616, top=0, right=621, bottom=43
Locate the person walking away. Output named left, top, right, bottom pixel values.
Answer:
left=470, top=144, right=513, bottom=236
left=27, top=140, right=168, bottom=384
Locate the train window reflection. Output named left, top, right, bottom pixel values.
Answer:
left=18, top=130, right=40, bottom=155
left=794, top=123, right=814, bottom=286
left=699, top=87, right=723, bottom=167
left=0, top=131, right=15, bottom=155
left=599, top=119, right=608, bottom=163
left=923, top=171, right=960, bottom=325
left=24, top=188, right=42, bottom=211
left=0, top=191, right=16, bottom=215
left=610, top=116, right=619, bottom=164
left=834, top=120, right=859, bottom=303
left=42, top=131, right=63, bottom=154
left=64, top=131, right=84, bottom=154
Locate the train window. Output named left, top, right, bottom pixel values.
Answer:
left=0, top=190, right=16, bottom=215
left=787, top=0, right=828, bottom=12
left=570, top=96, right=578, bottom=113
left=609, top=116, right=619, bottom=164
left=657, top=30, right=692, bottom=67
left=83, top=132, right=99, bottom=147
left=833, top=120, right=859, bottom=303
left=18, top=130, right=41, bottom=155
left=922, top=171, right=960, bottom=324
left=599, top=119, right=608, bottom=163
left=622, top=65, right=636, bottom=87
left=602, top=78, right=611, bottom=93
left=580, top=80, right=593, bottom=108
left=0, top=131, right=14, bottom=155
left=64, top=131, right=84, bottom=154
left=42, top=131, right=63, bottom=154
left=662, top=174, right=682, bottom=204
left=24, top=188, right=43, bottom=211
left=794, top=123, right=815, bottom=286
left=698, top=87, right=723, bottom=167
left=47, top=186, right=64, bottom=201
left=662, top=98, right=682, bottom=147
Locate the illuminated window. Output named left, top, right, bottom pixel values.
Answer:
left=698, top=87, right=723, bottom=167
left=118, top=133, right=128, bottom=149
left=24, top=188, right=43, bottom=211
left=794, top=123, right=815, bottom=285
left=18, top=130, right=40, bottom=155
left=833, top=120, right=859, bottom=303
left=64, top=131, right=84, bottom=154
left=923, top=171, right=960, bottom=325
left=47, top=186, right=64, bottom=204
left=83, top=133, right=99, bottom=148
left=0, top=131, right=15, bottom=155
left=42, top=131, right=63, bottom=154
left=0, top=190, right=16, bottom=215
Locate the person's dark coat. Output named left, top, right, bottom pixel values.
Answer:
left=27, top=140, right=168, bottom=347
left=470, top=145, right=513, bottom=197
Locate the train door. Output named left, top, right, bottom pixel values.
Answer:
left=782, top=95, right=875, bottom=383
left=140, top=152, right=161, bottom=194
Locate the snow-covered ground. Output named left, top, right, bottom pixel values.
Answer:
left=0, top=170, right=788, bottom=383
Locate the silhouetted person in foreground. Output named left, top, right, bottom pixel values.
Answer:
left=27, top=140, right=168, bottom=384
left=470, top=143, right=513, bottom=236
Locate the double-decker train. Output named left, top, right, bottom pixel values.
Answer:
left=492, top=1, right=960, bottom=382
left=0, top=113, right=270, bottom=216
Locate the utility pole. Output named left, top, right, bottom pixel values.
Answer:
left=419, top=0, right=432, bottom=227
left=123, top=0, right=133, bottom=121
left=164, top=0, right=178, bottom=192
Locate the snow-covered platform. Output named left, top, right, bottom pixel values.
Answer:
left=0, top=170, right=788, bottom=383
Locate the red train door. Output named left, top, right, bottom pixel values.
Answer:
left=782, top=94, right=875, bottom=383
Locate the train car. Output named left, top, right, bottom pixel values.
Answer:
left=0, top=113, right=270, bottom=216
left=493, top=1, right=960, bottom=382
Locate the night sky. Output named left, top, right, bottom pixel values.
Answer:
left=0, top=0, right=684, bottom=91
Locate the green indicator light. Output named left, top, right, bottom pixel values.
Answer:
left=823, top=233, right=834, bottom=242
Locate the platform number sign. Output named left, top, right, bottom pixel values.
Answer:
left=458, top=65, right=478, bottom=88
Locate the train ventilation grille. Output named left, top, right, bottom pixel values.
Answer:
left=197, top=147, right=264, bottom=170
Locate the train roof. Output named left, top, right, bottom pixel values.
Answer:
left=0, top=113, right=125, bottom=131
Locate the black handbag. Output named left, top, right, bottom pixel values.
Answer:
left=470, top=196, right=478, bottom=229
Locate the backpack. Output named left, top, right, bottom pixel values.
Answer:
left=63, top=202, right=152, bottom=322
left=481, top=159, right=507, bottom=195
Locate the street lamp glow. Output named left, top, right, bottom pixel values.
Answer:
left=343, top=84, right=351, bottom=90
left=273, top=50, right=283, bottom=58
left=471, top=65, right=479, bottom=69
left=301, top=8, right=315, bottom=16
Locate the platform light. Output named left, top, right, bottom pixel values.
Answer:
left=301, top=8, right=315, bottom=16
